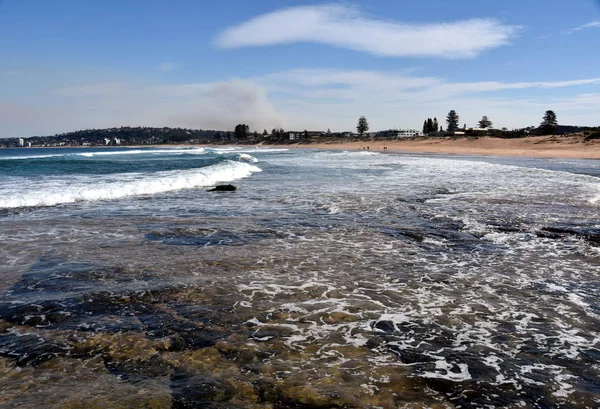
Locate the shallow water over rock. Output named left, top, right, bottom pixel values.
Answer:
left=1, top=148, right=599, bottom=408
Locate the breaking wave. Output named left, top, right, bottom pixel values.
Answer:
left=0, top=160, right=260, bottom=209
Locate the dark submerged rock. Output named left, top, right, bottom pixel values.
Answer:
left=171, top=371, right=235, bottom=408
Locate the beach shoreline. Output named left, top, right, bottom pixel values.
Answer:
left=5, top=135, right=599, bottom=159
left=166, top=134, right=600, bottom=159
left=266, top=135, right=600, bottom=159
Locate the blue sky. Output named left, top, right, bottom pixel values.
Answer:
left=1, top=0, right=600, bottom=137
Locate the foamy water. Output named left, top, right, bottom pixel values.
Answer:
left=0, top=147, right=598, bottom=408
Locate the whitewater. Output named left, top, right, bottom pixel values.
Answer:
left=0, top=146, right=599, bottom=408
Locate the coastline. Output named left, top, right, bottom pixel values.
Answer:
left=179, top=134, right=600, bottom=160
left=4, top=135, right=599, bottom=160
left=282, top=135, right=600, bottom=159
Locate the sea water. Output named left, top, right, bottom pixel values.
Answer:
left=0, top=147, right=599, bottom=408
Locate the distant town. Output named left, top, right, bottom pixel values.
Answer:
left=1, top=111, right=598, bottom=148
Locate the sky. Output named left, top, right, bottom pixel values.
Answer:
left=1, top=0, right=600, bottom=137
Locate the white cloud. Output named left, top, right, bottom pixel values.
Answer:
left=567, top=21, right=600, bottom=34
left=215, top=4, right=520, bottom=58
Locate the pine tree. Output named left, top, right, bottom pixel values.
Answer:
left=539, top=110, right=558, bottom=135
left=427, top=118, right=434, bottom=134
left=433, top=118, right=439, bottom=132
left=357, top=116, right=369, bottom=136
left=423, top=120, right=428, bottom=134
left=478, top=116, right=492, bottom=128
left=446, top=110, right=459, bottom=132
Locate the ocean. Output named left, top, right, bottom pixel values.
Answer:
left=0, top=146, right=599, bottom=408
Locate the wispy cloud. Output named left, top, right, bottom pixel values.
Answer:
left=256, top=68, right=600, bottom=102
left=215, top=4, right=520, bottom=58
left=566, top=21, right=600, bottom=34
left=251, top=68, right=600, bottom=130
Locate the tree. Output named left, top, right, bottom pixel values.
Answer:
left=262, top=129, right=268, bottom=136
left=446, top=110, right=459, bottom=132
left=234, top=124, right=249, bottom=139
left=478, top=115, right=492, bottom=128
left=427, top=118, right=434, bottom=134
left=423, top=120, right=428, bottom=135
left=433, top=117, right=439, bottom=132
left=357, top=116, right=369, bottom=136
left=539, top=110, right=558, bottom=135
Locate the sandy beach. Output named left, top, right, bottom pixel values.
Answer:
left=283, top=135, right=600, bottom=159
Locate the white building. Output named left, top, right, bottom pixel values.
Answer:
left=376, top=129, right=421, bottom=138
left=17, top=138, right=24, bottom=147
left=397, top=129, right=421, bottom=138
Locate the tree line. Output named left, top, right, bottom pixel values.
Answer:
left=0, top=109, right=582, bottom=148
left=417, top=110, right=559, bottom=135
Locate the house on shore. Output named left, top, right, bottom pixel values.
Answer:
left=287, top=131, right=326, bottom=141
left=375, top=129, right=422, bottom=138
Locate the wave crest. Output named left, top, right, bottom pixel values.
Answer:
left=0, top=160, right=260, bottom=209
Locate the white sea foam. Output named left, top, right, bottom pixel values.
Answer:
left=76, top=148, right=207, bottom=157
left=421, top=359, right=472, bottom=382
left=0, top=160, right=260, bottom=208
left=0, top=154, right=66, bottom=160
left=237, top=153, right=258, bottom=163
left=0, top=148, right=209, bottom=160
left=211, top=147, right=290, bottom=154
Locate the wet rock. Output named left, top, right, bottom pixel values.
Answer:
left=365, top=336, right=385, bottom=349
left=171, top=371, right=235, bottom=408
left=0, top=356, right=172, bottom=408
left=253, top=379, right=279, bottom=403
left=216, top=340, right=262, bottom=365
left=381, top=228, right=425, bottom=243
left=303, top=311, right=359, bottom=325
left=252, top=325, right=296, bottom=340
left=278, top=384, right=347, bottom=408
left=146, top=229, right=247, bottom=246
left=388, top=346, right=436, bottom=365
left=537, top=226, right=600, bottom=246
left=0, top=328, right=70, bottom=366
left=373, top=320, right=396, bottom=333
left=208, top=184, right=237, bottom=192
left=70, top=331, right=159, bottom=361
